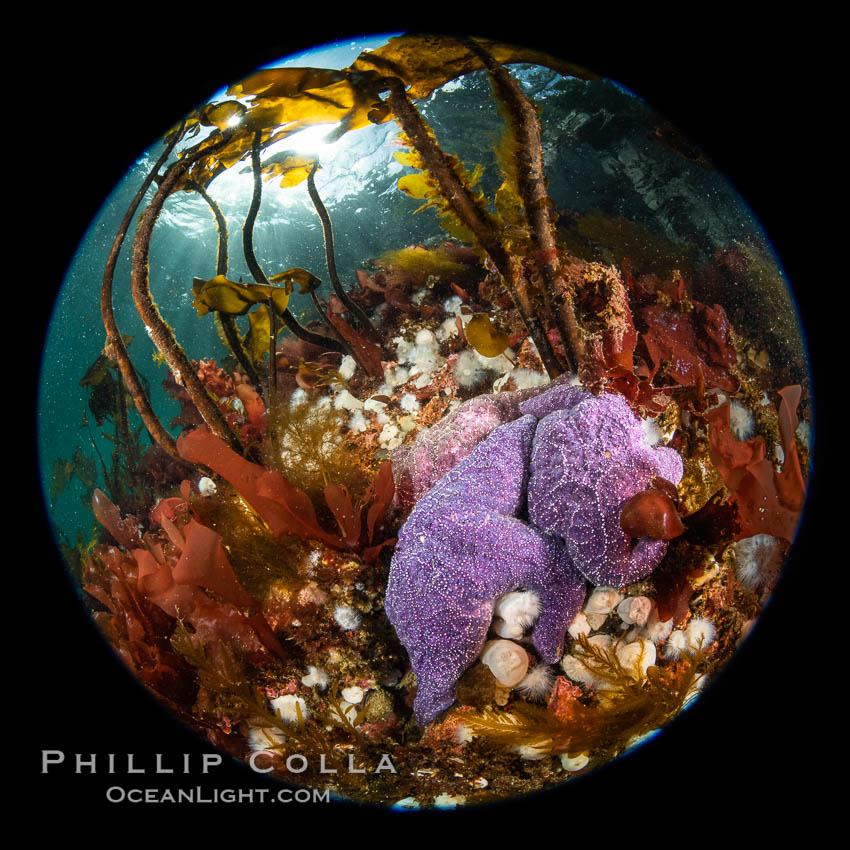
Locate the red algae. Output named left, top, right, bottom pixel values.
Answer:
left=706, top=387, right=806, bottom=541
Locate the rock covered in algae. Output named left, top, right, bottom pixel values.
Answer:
left=385, top=383, right=684, bottom=725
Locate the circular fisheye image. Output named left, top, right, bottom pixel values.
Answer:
left=38, top=32, right=812, bottom=809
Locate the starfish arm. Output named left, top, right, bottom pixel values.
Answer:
left=527, top=550, right=587, bottom=662
left=519, top=383, right=584, bottom=420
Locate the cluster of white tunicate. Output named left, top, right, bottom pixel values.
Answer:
left=561, top=634, right=614, bottom=688
left=613, top=594, right=674, bottom=646
left=301, top=665, right=329, bottom=690
left=270, top=694, right=309, bottom=723
left=393, top=329, right=445, bottom=389
left=337, top=355, right=357, bottom=382
left=583, top=586, right=624, bottom=630
left=325, top=327, right=449, bottom=444
left=436, top=295, right=465, bottom=341
left=337, top=684, right=369, bottom=725
left=453, top=349, right=487, bottom=389
left=733, top=533, right=782, bottom=590
left=492, top=590, right=541, bottom=639
left=377, top=418, right=418, bottom=451
left=615, top=639, right=657, bottom=681
left=480, top=639, right=529, bottom=686
left=340, top=685, right=365, bottom=704
left=663, top=617, right=716, bottom=659
left=560, top=588, right=688, bottom=689
left=560, top=752, right=590, bottom=772
left=616, top=595, right=653, bottom=627
left=245, top=723, right=285, bottom=751
left=326, top=363, right=420, bottom=445
left=327, top=376, right=372, bottom=434
left=728, top=400, right=756, bottom=441
left=333, top=604, right=362, bottom=631
left=333, top=388, right=364, bottom=412
left=433, top=793, right=466, bottom=808
left=198, top=476, right=217, bottom=497
left=516, top=664, right=556, bottom=701
left=567, top=612, right=591, bottom=640
left=244, top=692, right=311, bottom=751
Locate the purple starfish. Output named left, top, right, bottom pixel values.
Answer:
left=521, top=385, right=683, bottom=586
left=385, top=414, right=586, bottom=725
left=385, top=384, right=684, bottom=725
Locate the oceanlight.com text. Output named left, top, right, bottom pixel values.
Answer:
left=105, top=786, right=330, bottom=804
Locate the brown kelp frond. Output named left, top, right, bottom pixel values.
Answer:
left=51, top=447, right=97, bottom=510
left=350, top=33, right=597, bottom=100
left=571, top=633, right=639, bottom=688
left=249, top=150, right=319, bottom=188
left=64, top=344, right=172, bottom=519
left=172, top=625, right=382, bottom=789
left=456, top=705, right=556, bottom=753
left=226, top=66, right=392, bottom=144
left=375, top=246, right=471, bottom=281
left=464, top=313, right=512, bottom=358
left=296, top=360, right=347, bottom=390
left=184, top=179, right=263, bottom=393
left=324, top=684, right=371, bottom=733
left=192, top=274, right=293, bottom=318
left=394, top=131, right=486, bottom=246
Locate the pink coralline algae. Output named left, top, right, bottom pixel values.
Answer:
left=385, top=384, right=683, bottom=725
left=391, top=381, right=569, bottom=511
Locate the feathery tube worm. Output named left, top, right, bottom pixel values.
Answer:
left=384, top=77, right=564, bottom=379
left=306, top=163, right=377, bottom=337
left=186, top=179, right=264, bottom=393
left=131, top=131, right=244, bottom=454
left=102, top=126, right=182, bottom=457
left=462, top=37, right=581, bottom=372
left=242, top=131, right=346, bottom=354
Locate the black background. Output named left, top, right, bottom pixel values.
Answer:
left=24, top=7, right=828, bottom=833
